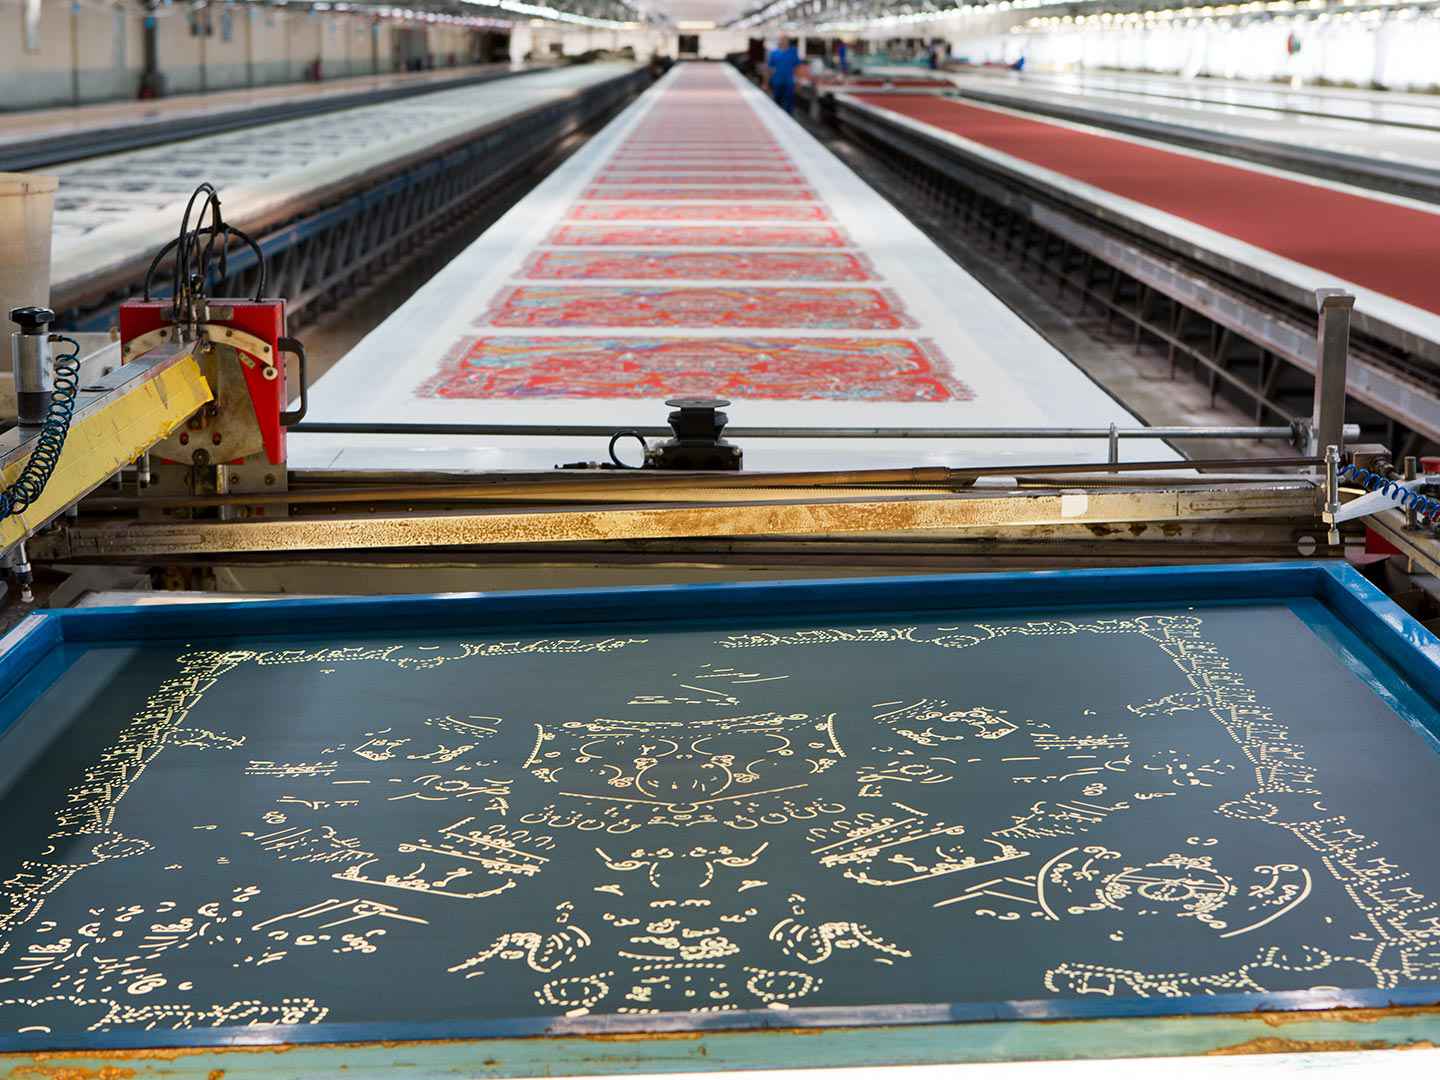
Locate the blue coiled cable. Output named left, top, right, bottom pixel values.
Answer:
left=0, top=335, right=81, bottom=519
left=1340, top=461, right=1440, bottom=525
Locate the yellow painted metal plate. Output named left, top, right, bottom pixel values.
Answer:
left=0, top=354, right=213, bottom=550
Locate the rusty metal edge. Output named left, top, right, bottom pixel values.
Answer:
left=2, top=1003, right=1438, bottom=1078
left=32, top=484, right=1319, bottom=560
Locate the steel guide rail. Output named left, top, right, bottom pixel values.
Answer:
left=293, top=421, right=1356, bottom=441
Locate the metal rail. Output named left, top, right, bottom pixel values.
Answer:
left=294, top=421, right=1353, bottom=441
left=79, top=457, right=1324, bottom=512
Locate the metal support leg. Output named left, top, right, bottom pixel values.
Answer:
left=10, top=540, right=32, bottom=604
left=1309, top=288, right=1354, bottom=462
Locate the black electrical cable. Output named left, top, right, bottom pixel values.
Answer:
left=171, top=182, right=219, bottom=307
left=141, top=184, right=266, bottom=304
left=142, top=225, right=266, bottom=303
left=0, top=335, right=82, bottom=519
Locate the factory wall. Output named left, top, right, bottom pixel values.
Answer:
left=512, top=27, right=749, bottom=61
left=2, top=1, right=145, bottom=109
left=0, top=3, right=495, bottom=111
left=79, top=3, right=145, bottom=102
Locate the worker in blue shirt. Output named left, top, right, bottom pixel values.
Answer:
left=764, top=35, right=801, bottom=116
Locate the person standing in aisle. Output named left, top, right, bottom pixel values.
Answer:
left=837, top=39, right=849, bottom=77
left=764, top=35, right=801, bottom=116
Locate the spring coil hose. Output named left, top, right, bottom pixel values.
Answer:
left=0, top=335, right=81, bottom=519
left=1340, top=461, right=1440, bottom=525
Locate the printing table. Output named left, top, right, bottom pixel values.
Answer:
left=0, top=562, right=1438, bottom=1074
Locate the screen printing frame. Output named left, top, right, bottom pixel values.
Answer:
left=1, top=559, right=1440, bottom=1072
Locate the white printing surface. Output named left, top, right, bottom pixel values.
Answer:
left=297, top=64, right=1173, bottom=474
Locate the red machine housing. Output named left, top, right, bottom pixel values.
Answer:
left=119, top=298, right=290, bottom=466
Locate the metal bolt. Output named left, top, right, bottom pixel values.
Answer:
left=211, top=432, right=222, bottom=445
left=179, top=432, right=189, bottom=445
left=1324, top=445, right=1342, bottom=547
left=264, top=473, right=276, bottom=486
left=192, top=449, right=210, bottom=467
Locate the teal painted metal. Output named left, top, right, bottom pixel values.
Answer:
left=2, top=560, right=1440, bottom=1074
left=4, top=1007, right=1437, bottom=1077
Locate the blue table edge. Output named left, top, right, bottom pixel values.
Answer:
left=4, top=558, right=1440, bottom=1054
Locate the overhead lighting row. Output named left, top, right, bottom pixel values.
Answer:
left=737, top=0, right=1440, bottom=31
left=1019, top=0, right=1438, bottom=28
left=232, top=0, right=644, bottom=28
left=807, top=0, right=1105, bottom=33
left=311, top=2, right=506, bottom=25
left=459, top=0, right=640, bottom=26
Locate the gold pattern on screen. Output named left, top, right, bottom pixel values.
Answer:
left=1, top=615, right=1438, bottom=1034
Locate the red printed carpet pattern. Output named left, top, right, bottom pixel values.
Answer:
left=522, top=251, right=875, bottom=282
left=608, top=155, right=793, bottom=166
left=417, top=337, right=972, bottom=402
left=568, top=204, right=830, bottom=222
left=486, top=287, right=915, bottom=330
left=417, top=65, right=973, bottom=403
left=597, top=173, right=802, bottom=185
left=582, top=186, right=818, bottom=201
left=546, top=225, right=853, bottom=248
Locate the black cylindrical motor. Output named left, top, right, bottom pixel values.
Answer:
left=9, top=306, right=57, bottom=427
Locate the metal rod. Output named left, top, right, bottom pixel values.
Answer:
left=82, top=457, right=1322, bottom=511
left=293, top=422, right=1355, bottom=441
left=1324, top=445, right=1343, bottom=545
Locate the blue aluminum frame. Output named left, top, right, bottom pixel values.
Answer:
left=2, top=559, right=1440, bottom=1066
